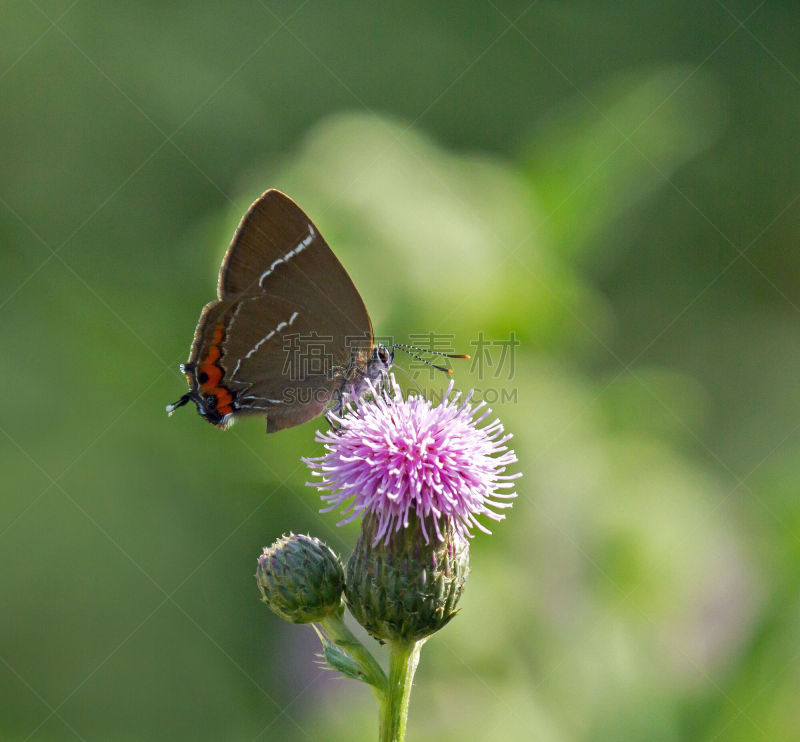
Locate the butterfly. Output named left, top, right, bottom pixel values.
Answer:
left=166, top=189, right=404, bottom=432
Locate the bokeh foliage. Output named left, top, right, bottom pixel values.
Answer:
left=2, top=2, right=798, bottom=740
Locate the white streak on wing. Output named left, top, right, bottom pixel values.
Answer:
left=258, top=224, right=316, bottom=287
left=231, top=311, right=300, bottom=379
left=242, top=395, right=284, bottom=403
left=239, top=395, right=284, bottom=409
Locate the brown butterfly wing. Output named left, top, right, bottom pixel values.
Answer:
left=218, top=189, right=373, bottom=342
left=185, top=191, right=373, bottom=432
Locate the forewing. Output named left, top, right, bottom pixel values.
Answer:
left=218, top=189, right=373, bottom=344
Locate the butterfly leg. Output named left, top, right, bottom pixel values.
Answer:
left=324, top=386, right=348, bottom=434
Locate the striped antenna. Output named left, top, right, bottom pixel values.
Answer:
left=389, top=344, right=471, bottom=375
left=389, top=343, right=470, bottom=360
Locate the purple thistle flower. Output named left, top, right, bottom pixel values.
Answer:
left=304, top=376, right=520, bottom=544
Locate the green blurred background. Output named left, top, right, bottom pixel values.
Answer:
left=2, top=1, right=799, bottom=740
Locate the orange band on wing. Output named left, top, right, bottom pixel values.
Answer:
left=198, top=323, right=234, bottom=414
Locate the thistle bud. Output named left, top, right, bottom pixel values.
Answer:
left=257, top=533, right=344, bottom=624
left=345, top=512, right=470, bottom=642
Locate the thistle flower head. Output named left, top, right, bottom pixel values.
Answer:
left=304, top=376, right=520, bottom=544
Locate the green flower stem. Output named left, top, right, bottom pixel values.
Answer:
left=319, top=611, right=387, bottom=694
left=380, top=639, right=424, bottom=742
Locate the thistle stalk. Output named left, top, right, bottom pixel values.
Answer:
left=379, top=639, right=424, bottom=742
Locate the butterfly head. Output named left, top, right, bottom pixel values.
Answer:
left=366, top=344, right=394, bottom=381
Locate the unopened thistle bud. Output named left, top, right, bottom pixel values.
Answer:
left=256, top=533, right=344, bottom=624
left=345, top=512, right=470, bottom=642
